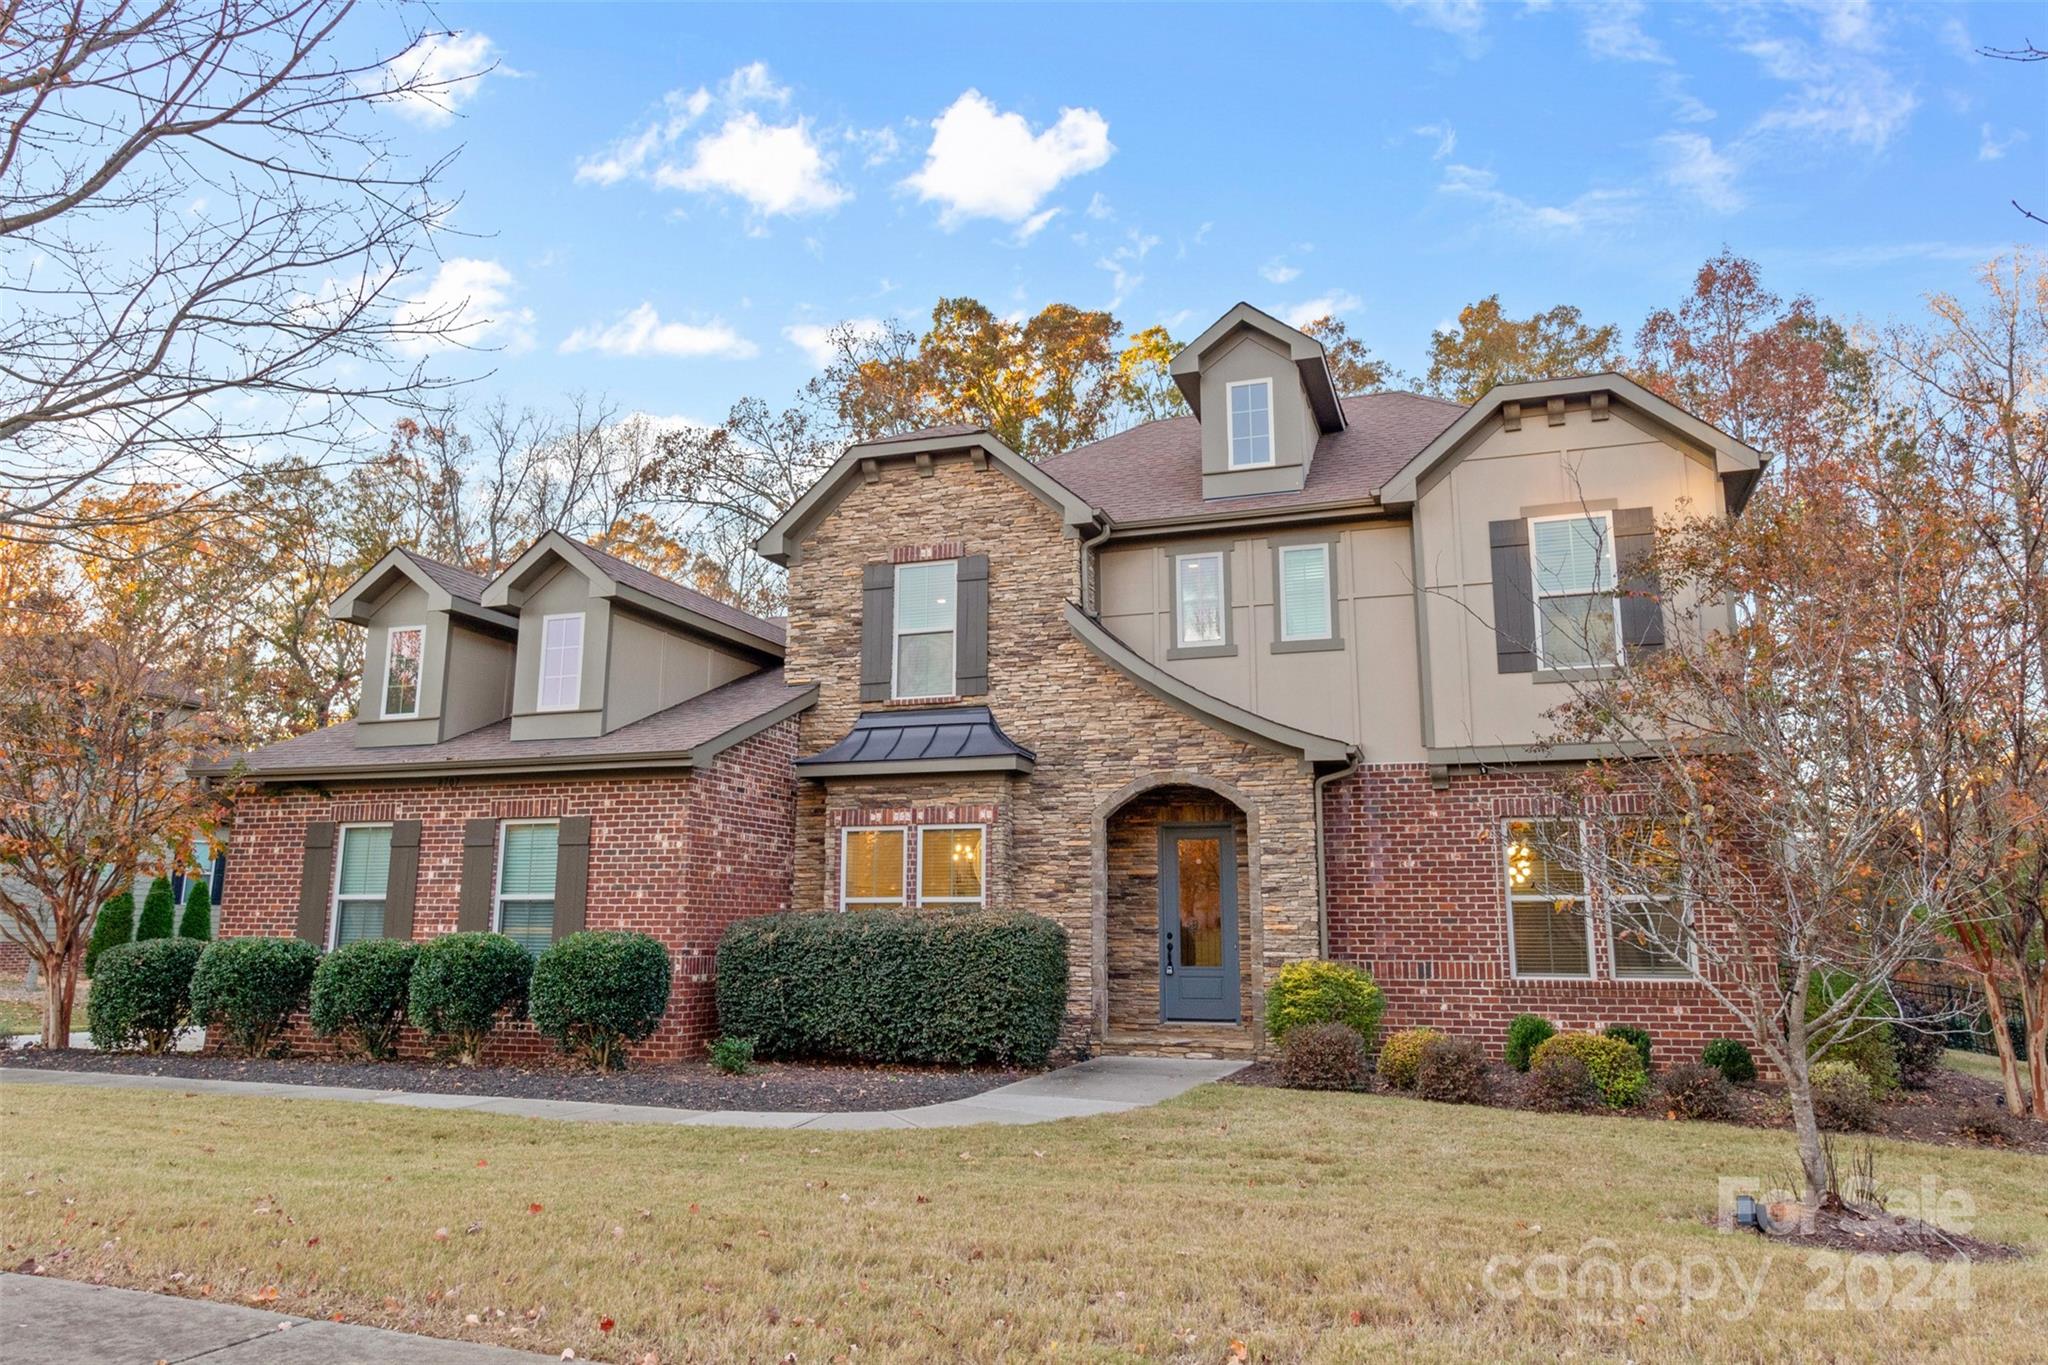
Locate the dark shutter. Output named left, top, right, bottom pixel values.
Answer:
left=1613, top=507, right=1666, bottom=658
left=294, top=821, right=335, bottom=945
left=1488, top=518, right=1538, bottom=674
left=859, top=561, right=894, bottom=703
left=383, top=820, right=422, bottom=941
left=955, top=554, right=989, bottom=696
left=553, top=816, right=591, bottom=937
left=457, top=818, right=497, bottom=932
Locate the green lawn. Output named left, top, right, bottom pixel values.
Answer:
left=1, top=1080, right=2040, bottom=1363
left=0, top=988, right=84, bottom=1038
left=1944, top=1048, right=2009, bottom=1085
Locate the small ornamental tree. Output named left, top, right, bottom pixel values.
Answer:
left=528, top=932, right=672, bottom=1071
left=178, top=879, right=213, bottom=940
left=134, top=876, right=176, bottom=940
left=83, top=892, right=134, bottom=977
left=407, top=932, right=533, bottom=1065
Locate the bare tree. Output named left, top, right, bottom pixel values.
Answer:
left=0, top=0, right=486, bottom=536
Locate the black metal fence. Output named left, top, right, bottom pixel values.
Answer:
left=1891, top=975, right=2028, bottom=1057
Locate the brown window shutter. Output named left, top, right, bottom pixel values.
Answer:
left=859, top=561, right=894, bottom=703
left=1488, top=518, right=1538, bottom=674
left=294, top=822, right=335, bottom=945
left=457, top=819, right=497, bottom=933
left=1613, top=507, right=1665, bottom=659
left=955, top=554, right=989, bottom=696
left=382, top=820, right=423, bottom=941
left=553, top=816, right=591, bottom=937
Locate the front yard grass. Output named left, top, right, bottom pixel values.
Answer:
left=0, top=984, right=83, bottom=1038
left=2, top=1081, right=2041, bottom=1363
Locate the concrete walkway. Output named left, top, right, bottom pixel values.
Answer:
left=0, top=1055, right=1245, bottom=1128
left=0, top=1273, right=553, bottom=1363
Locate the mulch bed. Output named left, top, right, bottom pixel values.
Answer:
left=0, top=1046, right=1030, bottom=1112
left=1733, top=1198, right=2027, bottom=1262
left=1227, top=1058, right=2048, bottom=1156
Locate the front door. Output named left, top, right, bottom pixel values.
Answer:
left=1158, top=824, right=1240, bottom=1022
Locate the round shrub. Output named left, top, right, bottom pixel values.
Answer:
left=1890, top=1011, right=1944, bottom=1091
left=1701, top=1038, right=1757, bottom=1085
left=310, top=938, right=420, bottom=1060
left=87, top=937, right=204, bottom=1054
left=1264, top=961, right=1385, bottom=1048
left=1603, top=1024, right=1654, bottom=1073
left=1528, top=1051, right=1600, bottom=1113
left=1504, top=1013, right=1556, bottom=1073
left=1414, top=1036, right=1491, bottom=1105
left=190, top=936, right=320, bottom=1057
left=84, top=891, right=134, bottom=977
left=178, top=879, right=213, bottom=941
left=407, top=932, right=533, bottom=1066
left=1531, top=1031, right=1648, bottom=1109
left=1805, top=972, right=1898, bottom=1094
left=1809, top=1058, right=1876, bottom=1132
left=1277, top=1021, right=1369, bottom=1091
left=1376, top=1027, right=1442, bottom=1091
left=134, top=876, right=176, bottom=941
left=1658, top=1061, right=1735, bottom=1122
left=710, top=1036, right=755, bottom=1075
left=529, top=932, right=672, bottom=1071
left=716, top=910, right=1067, bottom=1066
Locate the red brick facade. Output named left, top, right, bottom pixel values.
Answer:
left=215, top=719, right=797, bottom=1063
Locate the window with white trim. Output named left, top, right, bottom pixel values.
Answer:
left=538, top=614, right=584, bottom=711
left=1503, top=819, right=1592, bottom=979
left=331, top=824, right=392, bottom=947
left=382, top=626, right=424, bottom=718
left=1277, top=543, right=1333, bottom=641
left=1606, top=820, right=1694, bottom=979
left=1175, top=551, right=1226, bottom=648
left=1530, top=512, right=1622, bottom=670
left=918, top=826, right=984, bottom=907
left=892, top=561, right=956, bottom=699
left=1227, top=379, right=1273, bottom=468
left=841, top=827, right=906, bottom=910
left=495, top=820, right=559, bottom=954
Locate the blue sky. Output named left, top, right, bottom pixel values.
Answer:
left=374, top=0, right=2044, bottom=424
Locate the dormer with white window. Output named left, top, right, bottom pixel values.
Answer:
left=329, top=549, right=519, bottom=748
left=1168, top=303, right=1346, bottom=501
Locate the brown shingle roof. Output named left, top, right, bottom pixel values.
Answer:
left=570, top=538, right=786, bottom=648
left=1040, top=391, right=1466, bottom=525
left=396, top=548, right=491, bottom=605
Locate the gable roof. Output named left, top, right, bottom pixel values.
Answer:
left=329, top=548, right=517, bottom=630
left=480, top=530, right=785, bottom=655
left=1169, top=302, right=1346, bottom=433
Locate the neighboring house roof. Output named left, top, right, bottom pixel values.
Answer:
left=794, top=705, right=1036, bottom=778
left=195, top=670, right=815, bottom=782
left=1041, top=391, right=1465, bottom=527
left=1169, top=301, right=1346, bottom=433
left=480, top=530, right=785, bottom=655
left=330, top=547, right=518, bottom=630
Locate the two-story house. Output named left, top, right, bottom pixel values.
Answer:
left=210, top=302, right=1763, bottom=1064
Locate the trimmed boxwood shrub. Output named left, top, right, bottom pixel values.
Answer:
left=1264, top=961, right=1385, bottom=1048
left=178, top=880, right=212, bottom=940
left=529, top=932, right=672, bottom=1071
left=1603, top=1024, right=1654, bottom=1074
left=1376, top=1027, right=1442, bottom=1091
left=135, top=875, right=176, bottom=941
left=190, top=937, right=321, bottom=1057
left=84, top=891, right=134, bottom=977
left=1531, top=1031, right=1648, bottom=1109
left=1702, top=1038, right=1757, bottom=1085
left=1278, top=1021, right=1369, bottom=1091
left=87, top=937, right=204, bottom=1054
left=310, top=938, right=420, bottom=1060
left=407, top=932, right=533, bottom=1065
left=1415, top=1036, right=1491, bottom=1105
left=716, top=909, right=1067, bottom=1066
left=1504, top=1013, right=1555, bottom=1072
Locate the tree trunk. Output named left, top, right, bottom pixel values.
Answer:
left=2023, top=970, right=2047, bottom=1121
left=1975, top=968, right=2029, bottom=1116
left=1783, top=1059, right=1832, bottom=1205
left=38, top=951, right=76, bottom=1049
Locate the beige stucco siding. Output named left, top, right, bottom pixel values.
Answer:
left=510, top=563, right=608, bottom=740
left=605, top=609, right=757, bottom=731
left=1197, top=332, right=1318, bottom=499
left=441, top=622, right=515, bottom=740
left=355, top=581, right=441, bottom=746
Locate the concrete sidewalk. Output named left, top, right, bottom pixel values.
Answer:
left=0, top=1055, right=1245, bottom=1128
left=0, top=1273, right=553, bottom=1363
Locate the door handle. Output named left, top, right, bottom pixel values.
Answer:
left=1164, top=930, right=1176, bottom=975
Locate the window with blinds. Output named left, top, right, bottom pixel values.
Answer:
left=332, top=824, right=392, bottom=946
left=1531, top=512, right=1621, bottom=670
left=841, top=827, right=905, bottom=910
left=1606, top=819, right=1693, bottom=978
left=1278, top=543, right=1332, bottom=641
left=1503, top=819, right=1591, bottom=978
left=892, top=561, right=956, bottom=699
left=918, top=827, right=984, bottom=906
left=495, top=821, right=559, bottom=953
left=1175, top=552, right=1226, bottom=647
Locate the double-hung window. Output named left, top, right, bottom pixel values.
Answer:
left=1175, top=551, right=1227, bottom=650
left=382, top=626, right=424, bottom=718
left=892, top=561, right=956, bottom=700
left=495, top=820, right=559, bottom=953
left=1277, top=543, right=1333, bottom=643
left=841, top=827, right=906, bottom=910
left=1606, top=820, right=1694, bottom=978
left=1227, top=379, right=1273, bottom=468
left=1530, top=512, right=1622, bottom=670
left=918, top=826, right=984, bottom=908
left=538, top=614, right=584, bottom=711
left=331, top=824, right=392, bottom=947
left=1503, top=819, right=1592, bottom=979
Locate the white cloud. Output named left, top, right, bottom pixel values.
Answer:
left=1659, top=74, right=1717, bottom=124
left=1283, top=292, right=1361, bottom=328
left=1656, top=132, right=1744, bottom=213
left=1085, top=191, right=1114, bottom=220
left=1260, top=259, right=1302, bottom=285
left=847, top=124, right=902, bottom=167
left=1386, top=0, right=1487, bottom=37
left=1737, top=6, right=1917, bottom=149
left=1582, top=0, right=1668, bottom=63
left=1413, top=123, right=1458, bottom=160
left=1013, top=206, right=1063, bottom=242
left=903, top=90, right=1113, bottom=227
left=784, top=317, right=884, bottom=367
left=396, top=257, right=533, bottom=357
left=1438, top=164, right=1641, bottom=232
left=1979, top=123, right=2027, bottom=162
left=1095, top=228, right=1159, bottom=308
left=374, top=30, right=501, bottom=126
left=559, top=303, right=756, bottom=359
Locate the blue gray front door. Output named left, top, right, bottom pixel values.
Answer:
left=1158, top=824, right=1240, bottom=1022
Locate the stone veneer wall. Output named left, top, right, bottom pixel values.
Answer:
left=214, top=718, right=798, bottom=1062
left=784, top=454, right=1322, bottom=1049
left=1322, top=762, right=1750, bottom=1067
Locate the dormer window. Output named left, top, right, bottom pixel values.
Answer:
left=381, top=626, right=423, bottom=719
left=539, top=613, right=584, bottom=711
left=1227, top=379, right=1274, bottom=468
